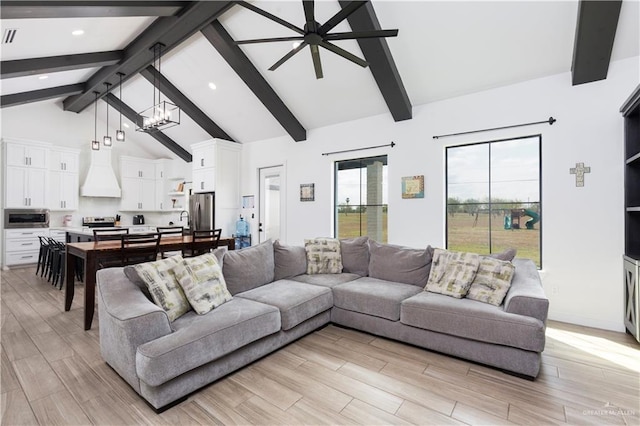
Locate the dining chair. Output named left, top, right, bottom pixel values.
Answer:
left=156, top=226, right=184, bottom=258
left=183, top=229, right=222, bottom=258
left=121, top=233, right=161, bottom=266
left=93, top=228, right=130, bottom=269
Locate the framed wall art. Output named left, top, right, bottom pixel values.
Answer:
left=402, top=175, right=424, bottom=199
left=300, top=183, right=315, bottom=202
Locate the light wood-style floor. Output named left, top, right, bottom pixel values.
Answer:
left=1, top=266, right=639, bottom=425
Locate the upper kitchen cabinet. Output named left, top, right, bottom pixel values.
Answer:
left=191, top=139, right=241, bottom=194
left=49, top=147, right=80, bottom=211
left=120, top=156, right=156, bottom=211
left=3, top=139, right=50, bottom=208
left=121, top=157, right=155, bottom=180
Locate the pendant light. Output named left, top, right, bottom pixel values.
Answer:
left=103, top=83, right=112, bottom=147
left=91, top=91, right=100, bottom=151
left=137, top=43, right=180, bottom=132
left=116, top=72, right=125, bottom=142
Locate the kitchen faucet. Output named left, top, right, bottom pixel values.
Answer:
left=179, top=210, right=189, bottom=225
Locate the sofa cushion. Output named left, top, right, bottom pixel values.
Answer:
left=340, top=236, right=369, bottom=276
left=273, top=240, right=307, bottom=280
left=222, top=239, right=274, bottom=295
left=332, top=277, right=423, bottom=321
left=291, top=273, right=361, bottom=288
left=425, top=249, right=480, bottom=298
left=125, top=256, right=190, bottom=321
left=136, top=297, right=280, bottom=386
left=305, top=238, right=343, bottom=274
left=400, top=291, right=545, bottom=352
left=236, top=280, right=333, bottom=330
left=172, top=253, right=232, bottom=314
left=466, top=256, right=515, bottom=306
left=368, top=240, right=434, bottom=286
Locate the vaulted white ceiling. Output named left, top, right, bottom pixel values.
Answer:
left=1, top=1, right=638, bottom=160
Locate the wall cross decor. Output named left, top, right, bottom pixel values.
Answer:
left=570, top=162, right=591, bottom=187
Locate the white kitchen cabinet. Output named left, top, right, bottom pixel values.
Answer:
left=4, top=228, right=49, bottom=267
left=5, top=166, right=48, bottom=208
left=6, top=142, right=48, bottom=168
left=190, top=139, right=242, bottom=235
left=3, top=139, right=51, bottom=209
left=121, top=157, right=155, bottom=179
left=49, top=147, right=79, bottom=211
left=120, top=176, right=156, bottom=211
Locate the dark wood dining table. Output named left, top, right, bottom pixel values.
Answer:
left=64, top=235, right=235, bottom=330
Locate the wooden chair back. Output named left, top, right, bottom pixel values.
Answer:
left=156, top=226, right=184, bottom=258
left=93, top=228, right=129, bottom=241
left=120, top=233, right=161, bottom=266
left=185, top=229, right=222, bottom=257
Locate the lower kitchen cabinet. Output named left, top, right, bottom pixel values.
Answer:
left=4, top=228, right=49, bottom=266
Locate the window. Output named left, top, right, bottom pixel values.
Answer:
left=446, top=135, right=541, bottom=267
left=335, top=155, right=388, bottom=242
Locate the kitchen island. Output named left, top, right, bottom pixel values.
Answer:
left=64, top=225, right=189, bottom=242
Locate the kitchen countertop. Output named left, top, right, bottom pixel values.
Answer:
left=52, top=225, right=189, bottom=236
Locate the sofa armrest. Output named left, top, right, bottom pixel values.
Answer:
left=97, top=267, right=172, bottom=391
left=503, top=259, right=549, bottom=324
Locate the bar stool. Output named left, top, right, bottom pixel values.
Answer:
left=36, top=236, right=50, bottom=277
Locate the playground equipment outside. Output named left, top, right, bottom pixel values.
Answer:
left=505, top=209, right=540, bottom=230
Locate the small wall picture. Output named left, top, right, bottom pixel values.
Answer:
left=402, top=175, right=424, bottom=199
left=300, top=183, right=315, bottom=202
left=242, top=195, right=255, bottom=209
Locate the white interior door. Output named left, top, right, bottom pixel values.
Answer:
left=259, top=166, right=285, bottom=243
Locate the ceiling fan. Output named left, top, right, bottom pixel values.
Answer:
left=234, top=0, right=398, bottom=79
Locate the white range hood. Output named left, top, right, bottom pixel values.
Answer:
left=81, top=148, right=121, bottom=198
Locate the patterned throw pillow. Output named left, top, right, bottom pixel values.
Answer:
left=425, top=249, right=480, bottom=298
left=304, top=238, right=343, bottom=274
left=129, top=256, right=190, bottom=321
left=466, top=256, right=515, bottom=306
left=172, top=253, right=232, bottom=315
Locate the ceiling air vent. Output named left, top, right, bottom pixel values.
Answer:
left=3, top=29, right=17, bottom=44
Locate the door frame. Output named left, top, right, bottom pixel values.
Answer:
left=258, top=164, right=286, bottom=243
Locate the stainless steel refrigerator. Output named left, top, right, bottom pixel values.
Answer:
left=189, top=192, right=215, bottom=232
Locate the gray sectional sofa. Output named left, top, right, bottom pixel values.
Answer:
left=97, top=238, right=548, bottom=410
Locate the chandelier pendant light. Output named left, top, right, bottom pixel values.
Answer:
left=116, top=72, right=125, bottom=142
left=137, top=43, right=180, bottom=132
left=103, top=83, right=112, bottom=146
left=91, top=91, right=100, bottom=151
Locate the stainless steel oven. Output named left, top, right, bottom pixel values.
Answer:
left=4, top=209, right=50, bottom=228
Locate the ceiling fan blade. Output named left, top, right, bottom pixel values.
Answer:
left=302, top=0, right=315, bottom=25
left=268, top=41, right=308, bottom=71
left=320, top=41, right=369, bottom=68
left=319, top=1, right=367, bottom=35
left=236, top=36, right=305, bottom=45
left=310, top=44, right=323, bottom=79
left=235, top=1, right=304, bottom=35
left=325, top=29, right=399, bottom=41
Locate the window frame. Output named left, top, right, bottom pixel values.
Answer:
left=445, top=134, right=543, bottom=268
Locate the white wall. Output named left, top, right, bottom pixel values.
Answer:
left=0, top=99, right=193, bottom=228
left=240, top=56, right=639, bottom=332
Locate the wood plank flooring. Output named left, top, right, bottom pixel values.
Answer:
left=1, top=266, right=639, bottom=425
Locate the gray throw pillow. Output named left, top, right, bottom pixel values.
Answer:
left=340, top=236, right=369, bottom=276
left=222, top=239, right=274, bottom=295
left=466, top=256, right=515, bottom=306
left=273, top=240, right=307, bottom=280
left=425, top=248, right=480, bottom=299
left=368, top=240, right=434, bottom=286
left=489, top=248, right=517, bottom=262
left=305, top=238, right=343, bottom=274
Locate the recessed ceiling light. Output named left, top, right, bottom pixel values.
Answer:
left=38, top=75, right=48, bottom=80
left=72, top=29, right=84, bottom=36
left=123, top=122, right=130, bottom=129
left=208, top=82, right=217, bottom=90
left=292, top=41, right=301, bottom=48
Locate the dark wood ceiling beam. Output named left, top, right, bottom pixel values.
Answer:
left=63, top=1, right=235, bottom=113
left=1, top=51, right=122, bottom=79
left=339, top=0, right=411, bottom=122
left=105, top=93, right=192, bottom=162
left=201, top=21, right=307, bottom=142
left=571, top=0, right=622, bottom=85
left=140, top=65, right=235, bottom=141
left=0, top=1, right=188, bottom=19
left=1, top=83, right=84, bottom=108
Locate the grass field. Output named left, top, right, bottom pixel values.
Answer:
left=336, top=211, right=540, bottom=267
left=447, top=213, right=541, bottom=266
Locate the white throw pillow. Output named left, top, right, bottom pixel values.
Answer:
left=172, top=253, right=232, bottom=315
left=466, top=256, right=515, bottom=306
left=425, top=248, right=480, bottom=298
left=304, top=238, right=343, bottom=274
